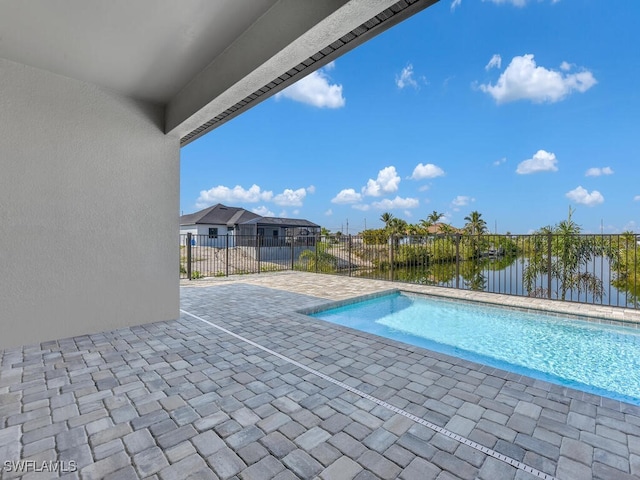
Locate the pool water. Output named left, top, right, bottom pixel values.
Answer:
left=309, top=292, right=640, bottom=405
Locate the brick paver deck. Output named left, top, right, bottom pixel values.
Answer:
left=2, top=271, right=640, bottom=479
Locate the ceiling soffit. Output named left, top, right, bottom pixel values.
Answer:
left=178, top=0, right=438, bottom=146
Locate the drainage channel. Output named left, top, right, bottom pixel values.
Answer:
left=181, top=308, right=557, bottom=480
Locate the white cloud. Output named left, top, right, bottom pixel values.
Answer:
left=362, top=166, right=401, bottom=197
left=278, top=210, right=288, bottom=217
left=566, top=186, right=604, bottom=206
left=585, top=167, right=614, bottom=177
left=325, top=209, right=333, bottom=216
left=634, top=195, right=640, bottom=202
left=418, top=185, right=430, bottom=192
left=275, top=65, right=345, bottom=108
left=196, top=184, right=273, bottom=208
left=493, top=157, right=507, bottom=166
left=485, top=54, right=502, bottom=71
left=560, top=61, right=572, bottom=71
left=483, top=0, right=528, bottom=6
left=396, top=64, right=418, bottom=89
left=371, top=196, right=419, bottom=210
left=331, top=188, right=362, bottom=204
left=410, top=163, right=445, bottom=180
left=404, top=210, right=413, bottom=218
left=479, top=54, right=596, bottom=104
left=352, top=204, right=371, bottom=211
left=484, top=0, right=561, bottom=5
left=451, top=195, right=474, bottom=211
left=456, top=0, right=560, bottom=10
left=516, top=150, right=558, bottom=174
left=273, top=188, right=308, bottom=207
left=306, top=185, right=316, bottom=194
left=252, top=206, right=275, bottom=217
left=323, top=61, right=336, bottom=71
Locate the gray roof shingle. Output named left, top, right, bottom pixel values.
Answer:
left=179, top=204, right=260, bottom=226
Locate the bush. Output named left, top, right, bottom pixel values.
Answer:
left=362, top=229, right=388, bottom=245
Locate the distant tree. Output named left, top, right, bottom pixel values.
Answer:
left=388, top=218, right=408, bottom=236
left=464, top=211, right=487, bottom=236
left=362, top=228, right=388, bottom=245
left=380, top=212, right=394, bottom=229
left=427, top=210, right=445, bottom=224
left=418, top=211, right=444, bottom=233
left=523, top=208, right=605, bottom=301
left=320, top=227, right=331, bottom=236
left=439, top=224, right=457, bottom=235
left=406, top=223, right=420, bottom=236
left=611, top=230, right=640, bottom=306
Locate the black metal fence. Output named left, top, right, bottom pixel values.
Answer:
left=180, top=232, right=639, bottom=309
left=180, top=233, right=316, bottom=279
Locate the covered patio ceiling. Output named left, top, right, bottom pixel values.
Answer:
left=0, top=0, right=438, bottom=145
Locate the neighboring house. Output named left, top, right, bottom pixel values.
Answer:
left=236, top=216, right=320, bottom=246
left=180, top=204, right=320, bottom=247
left=179, top=204, right=260, bottom=247
left=425, top=223, right=464, bottom=235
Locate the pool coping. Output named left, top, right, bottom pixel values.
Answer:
left=297, top=287, right=640, bottom=330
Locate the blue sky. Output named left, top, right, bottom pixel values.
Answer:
left=180, top=0, right=640, bottom=234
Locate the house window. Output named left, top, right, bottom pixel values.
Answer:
left=208, top=227, right=218, bottom=239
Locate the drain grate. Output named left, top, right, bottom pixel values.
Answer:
left=181, top=309, right=558, bottom=480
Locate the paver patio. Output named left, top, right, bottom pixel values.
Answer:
left=2, top=271, right=640, bottom=479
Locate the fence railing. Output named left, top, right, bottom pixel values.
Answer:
left=180, top=232, right=639, bottom=309
left=180, top=233, right=316, bottom=279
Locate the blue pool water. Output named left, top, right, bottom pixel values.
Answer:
left=310, top=292, right=640, bottom=405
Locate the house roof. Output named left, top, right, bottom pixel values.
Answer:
left=179, top=204, right=260, bottom=226
left=240, top=217, right=320, bottom=228
left=180, top=205, right=319, bottom=229
left=425, top=223, right=464, bottom=234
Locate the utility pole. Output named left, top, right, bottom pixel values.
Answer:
left=346, top=219, right=349, bottom=235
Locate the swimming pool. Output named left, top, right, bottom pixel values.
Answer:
left=309, top=292, right=640, bottom=405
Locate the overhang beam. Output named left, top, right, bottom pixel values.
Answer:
left=167, top=0, right=439, bottom=145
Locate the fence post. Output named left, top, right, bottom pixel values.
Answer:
left=186, top=233, right=192, bottom=280
left=257, top=235, right=261, bottom=274
left=389, top=234, right=394, bottom=282
left=348, top=235, right=352, bottom=277
left=290, top=235, right=295, bottom=271
left=455, top=234, right=460, bottom=289
left=315, top=234, right=319, bottom=273
left=225, top=233, right=229, bottom=277
left=547, top=232, right=552, bottom=299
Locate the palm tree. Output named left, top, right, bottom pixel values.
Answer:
left=427, top=210, right=444, bottom=224
left=380, top=212, right=394, bottom=229
left=523, top=208, right=605, bottom=301
left=419, top=210, right=444, bottom=233
left=464, top=211, right=487, bottom=236
left=439, top=223, right=456, bottom=235
left=388, top=218, right=408, bottom=236
left=611, top=230, right=640, bottom=306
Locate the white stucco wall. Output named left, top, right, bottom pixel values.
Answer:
left=0, top=59, right=179, bottom=349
